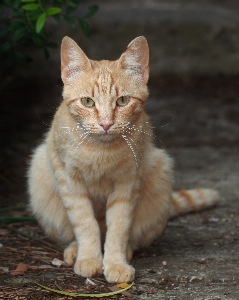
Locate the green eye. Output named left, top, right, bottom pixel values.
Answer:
left=116, top=96, right=129, bottom=106
left=81, top=97, right=95, bottom=107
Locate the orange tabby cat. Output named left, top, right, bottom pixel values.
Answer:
left=28, top=36, right=218, bottom=283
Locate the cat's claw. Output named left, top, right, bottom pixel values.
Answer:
left=74, top=259, right=103, bottom=277
left=104, top=263, right=135, bottom=283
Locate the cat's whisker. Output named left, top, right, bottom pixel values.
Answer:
left=127, top=126, right=156, bottom=139
left=159, top=111, right=175, bottom=128
left=128, top=136, right=144, bottom=161
left=121, top=134, right=139, bottom=168
left=35, top=110, right=51, bottom=127
left=73, top=132, right=91, bottom=155
left=54, top=127, right=80, bottom=141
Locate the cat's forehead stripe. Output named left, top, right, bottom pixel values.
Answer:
left=95, top=68, right=116, bottom=96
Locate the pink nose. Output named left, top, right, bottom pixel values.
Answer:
left=99, top=122, right=114, bottom=132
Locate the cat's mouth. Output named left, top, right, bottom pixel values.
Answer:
left=98, top=131, right=118, bottom=141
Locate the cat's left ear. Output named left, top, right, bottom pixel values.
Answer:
left=118, top=36, right=149, bottom=84
left=61, top=36, right=92, bottom=84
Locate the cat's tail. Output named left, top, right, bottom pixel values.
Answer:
left=170, top=188, right=219, bottom=218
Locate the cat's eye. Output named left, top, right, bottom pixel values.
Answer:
left=116, top=96, right=129, bottom=107
left=81, top=97, right=95, bottom=107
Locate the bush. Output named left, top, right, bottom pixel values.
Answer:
left=0, top=0, right=98, bottom=66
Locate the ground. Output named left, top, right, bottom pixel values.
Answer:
left=0, top=76, right=239, bottom=299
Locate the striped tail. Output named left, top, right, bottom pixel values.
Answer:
left=170, top=188, right=219, bottom=218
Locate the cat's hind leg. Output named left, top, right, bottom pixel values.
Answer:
left=129, top=148, right=173, bottom=253
left=28, top=143, right=75, bottom=245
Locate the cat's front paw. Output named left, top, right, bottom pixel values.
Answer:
left=104, top=263, right=135, bottom=283
left=74, top=259, right=103, bottom=277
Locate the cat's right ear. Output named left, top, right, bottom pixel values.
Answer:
left=61, top=36, right=92, bottom=84
left=118, top=36, right=149, bottom=84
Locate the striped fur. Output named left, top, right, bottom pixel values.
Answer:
left=28, top=36, right=219, bottom=284
left=170, top=189, right=219, bottom=218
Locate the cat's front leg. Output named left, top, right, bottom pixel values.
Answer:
left=51, top=156, right=103, bottom=277
left=103, top=183, right=138, bottom=283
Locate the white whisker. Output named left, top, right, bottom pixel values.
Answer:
left=121, top=134, right=138, bottom=168
left=128, top=137, right=144, bottom=161
left=160, top=111, right=175, bottom=128
left=73, top=132, right=91, bottom=154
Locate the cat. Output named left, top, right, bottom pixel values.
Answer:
left=28, top=36, right=219, bottom=283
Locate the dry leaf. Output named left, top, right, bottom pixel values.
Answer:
left=109, top=285, right=133, bottom=298
left=10, top=263, right=28, bottom=275
left=117, top=282, right=130, bottom=288
left=0, top=266, right=9, bottom=273
left=35, top=281, right=134, bottom=298
left=52, top=258, right=66, bottom=267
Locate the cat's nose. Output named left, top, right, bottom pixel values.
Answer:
left=99, top=122, right=114, bottom=132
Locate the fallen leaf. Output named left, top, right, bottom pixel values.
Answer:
left=10, top=262, right=28, bottom=275
left=35, top=281, right=134, bottom=297
left=0, top=266, right=9, bottom=273
left=109, top=285, right=133, bottom=298
left=52, top=258, right=67, bottom=267
left=117, top=282, right=130, bottom=289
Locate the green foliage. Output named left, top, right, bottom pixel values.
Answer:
left=0, top=0, right=98, bottom=66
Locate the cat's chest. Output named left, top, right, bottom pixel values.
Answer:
left=67, top=139, right=133, bottom=179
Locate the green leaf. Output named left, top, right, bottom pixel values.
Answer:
left=13, top=11, right=25, bottom=18
left=66, top=5, right=77, bottom=15
left=21, top=0, right=36, bottom=2
left=66, top=0, right=77, bottom=7
left=64, top=15, right=76, bottom=28
left=0, top=29, right=8, bottom=38
left=13, top=0, right=21, bottom=9
left=27, top=10, right=40, bottom=22
left=0, top=41, right=12, bottom=52
left=45, top=7, right=61, bottom=15
left=3, top=0, right=12, bottom=5
left=9, top=20, right=26, bottom=31
left=22, top=3, right=39, bottom=10
left=83, top=5, right=98, bottom=19
left=31, top=33, right=43, bottom=47
left=12, top=26, right=27, bottom=42
left=36, top=13, right=46, bottom=33
left=53, top=0, right=63, bottom=6
left=79, top=19, right=90, bottom=37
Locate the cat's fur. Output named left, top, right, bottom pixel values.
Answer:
left=28, top=36, right=218, bottom=283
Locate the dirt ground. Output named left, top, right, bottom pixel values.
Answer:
left=0, top=76, right=239, bottom=299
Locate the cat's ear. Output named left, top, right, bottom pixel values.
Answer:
left=61, top=36, right=92, bottom=84
left=118, top=36, right=149, bottom=84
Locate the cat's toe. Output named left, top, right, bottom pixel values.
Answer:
left=64, top=241, right=77, bottom=265
left=74, top=259, right=103, bottom=277
left=104, top=263, right=135, bottom=283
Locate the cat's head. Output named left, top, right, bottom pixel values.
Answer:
left=61, top=36, right=149, bottom=141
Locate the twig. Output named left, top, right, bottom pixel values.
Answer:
left=0, top=205, right=28, bottom=212
left=2, top=224, right=63, bottom=253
